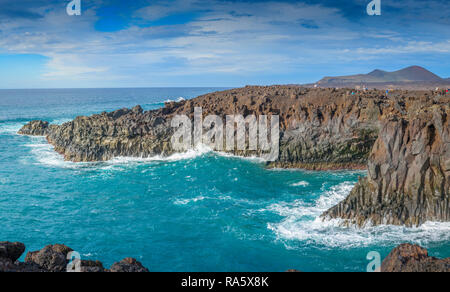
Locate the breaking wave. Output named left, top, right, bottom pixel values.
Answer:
left=0, top=122, right=24, bottom=134
left=266, top=182, right=450, bottom=249
left=290, top=181, right=310, bottom=187
left=164, top=97, right=186, bottom=103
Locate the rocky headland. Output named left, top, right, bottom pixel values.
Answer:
left=0, top=241, right=149, bottom=272
left=19, top=86, right=450, bottom=227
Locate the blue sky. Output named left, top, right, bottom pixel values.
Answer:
left=0, top=0, right=449, bottom=88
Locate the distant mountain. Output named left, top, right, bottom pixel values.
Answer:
left=311, top=66, right=450, bottom=90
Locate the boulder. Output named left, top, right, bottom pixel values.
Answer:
left=382, top=244, right=450, bottom=272
left=18, top=120, right=49, bottom=136
left=25, top=244, right=73, bottom=272
left=79, top=260, right=105, bottom=273
left=109, top=258, right=149, bottom=273
left=0, top=241, right=25, bottom=262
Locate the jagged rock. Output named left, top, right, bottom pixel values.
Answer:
left=79, top=260, right=105, bottom=273
left=18, top=87, right=382, bottom=167
left=109, top=258, right=149, bottom=273
left=0, top=241, right=25, bottom=262
left=18, top=120, right=49, bottom=136
left=25, top=244, right=73, bottom=272
left=323, top=105, right=450, bottom=226
left=381, top=244, right=450, bottom=272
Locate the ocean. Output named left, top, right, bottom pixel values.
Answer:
left=0, top=88, right=449, bottom=272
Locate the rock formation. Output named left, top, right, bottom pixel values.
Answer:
left=0, top=241, right=149, bottom=272
left=381, top=244, right=449, bottom=272
left=323, top=101, right=449, bottom=226
left=18, top=86, right=450, bottom=226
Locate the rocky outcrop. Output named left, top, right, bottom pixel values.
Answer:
left=0, top=241, right=149, bottom=272
left=381, top=244, right=450, bottom=272
left=18, top=120, right=50, bottom=136
left=109, top=258, right=150, bottom=273
left=19, top=87, right=384, bottom=167
left=18, top=86, right=450, bottom=226
left=0, top=242, right=25, bottom=262
left=25, top=244, right=74, bottom=272
left=43, top=105, right=175, bottom=162
left=323, top=102, right=450, bottom=226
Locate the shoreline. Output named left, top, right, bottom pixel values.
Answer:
left=17, top=86, right=450, bottom=228
left=267, top=161, right=367, bottom=171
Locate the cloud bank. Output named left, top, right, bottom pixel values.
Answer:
left=0, top=0, right=449, bottom=88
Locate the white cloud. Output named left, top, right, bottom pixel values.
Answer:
left=0, top=0, right=449, bottom=87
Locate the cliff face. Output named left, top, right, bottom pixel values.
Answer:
left=18, top=86, right=450, bottom=226
left=323, top=102, right=449, bottom=226
left=19, top=87, right=382, bottom=167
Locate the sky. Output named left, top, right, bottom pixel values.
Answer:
left=0, top=0, right=449, bottom=88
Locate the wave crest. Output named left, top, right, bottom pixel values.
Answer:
left=267, top=182, right=450, bottom=249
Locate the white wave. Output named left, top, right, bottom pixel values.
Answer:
left=23, top=138, right=265, bottom=170
left=174, top=194, right=259, bottom=207
left=51, top=118, right=72, bottom=125
left=290, top=181, right=309, bottom=187
left=215, top=151, right=267, bottom=163
left=266, top=182, right=450, bottom=249
left=109, top=145, right=267, bottom=164
left=0, top=122, right=24, bottom=134
left=23, top=138, right=77, bottom=168
left=174, top=196, right=207, bottom=205
left=109, top=144, right=212, bottom=164
left=165, top=97, right=186, bottom=103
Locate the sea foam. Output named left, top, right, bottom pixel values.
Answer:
left=290, top=181, right=310, bottom=187
left=0, top=122, right=24, bottom=134
left=267, top=182, right=450, bottom=249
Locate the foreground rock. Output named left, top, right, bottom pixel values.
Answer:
left=18, top=86, right=450, bottom=226
left=381, top=244, right=450, bottom=272
left=0, top=242, right=149, bottom=272
left=0, top=242, right=25, bottom=262
left=109, top=258, right=150, bottom=273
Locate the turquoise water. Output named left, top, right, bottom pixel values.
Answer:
left=1, top=88, right=449, bottom=272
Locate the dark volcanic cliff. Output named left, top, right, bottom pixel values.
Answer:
left=323, top=103, right=449, bottom=226
left=19, top=86, right=450, bottom=227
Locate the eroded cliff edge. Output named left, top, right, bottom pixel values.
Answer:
left=323, top=102, right=449, bottom=226
left=18, top=86, right=450, bottom=226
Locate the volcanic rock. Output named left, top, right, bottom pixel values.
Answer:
left=381, top=244, right=450, bottom=272
left=109, top=257, right=149, bottom=272
left=25, top=244, right=73, bottom=272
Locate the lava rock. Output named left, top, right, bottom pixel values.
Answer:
left=18, top=120, right=49, bottom=136
left=109, top=258, right=149, bottom=273
left=79, top=260, right=105, bottom=273
left=25, top=244, right=73, bottom=272
left=381, top=244, right=450, bottom=272
left=0, top=241, right=25, bottom=262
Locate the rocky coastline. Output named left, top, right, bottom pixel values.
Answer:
left=0, top=241, right=149, bottom=272
left=18, top=86, right=450, bottom=227
left=2, top=241, right=448, bottom=272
